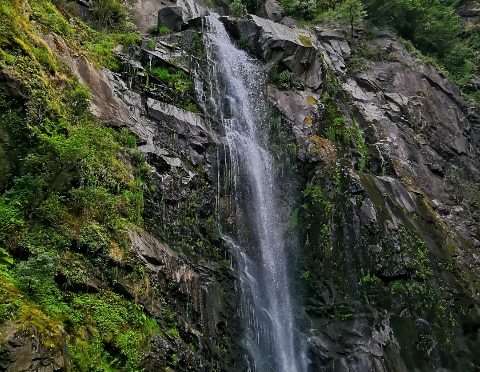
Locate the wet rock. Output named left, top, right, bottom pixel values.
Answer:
left=146, top=98, right=215, bottom=142
left=305, top=313, right=407, bottom=372
left=129, top=228, right=230, bottom=343
left=142, top=335, right=168, bottom=370
left=360, top=198, right=378, bottom=227
left=266, top=85, right=332, bottom=161
left=142, top=36, right=191, bottom=72
left=221, top=15, right=323, bottom=90
left=0, top=324, right=67, bottom=372
left=158, top=6, right=184, bottom=32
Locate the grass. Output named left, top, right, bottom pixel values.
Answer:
left=149, top=65, right=200, bottom=112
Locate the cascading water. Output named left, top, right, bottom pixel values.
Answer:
left=198, top=14, right=307, bottom=371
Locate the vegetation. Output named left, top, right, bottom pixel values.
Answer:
left=230, top=0, right=248, bottom=17
left=272, top=0, right=479, bottom=95
left=0, top=1, right=170, bottom=369
left=270, top=67, right=295, bottom=90
left=150, top=66, right=195, bottom=94
left=323, top=0, right=366, bottom=36
left=90, top=0, right=127, bottom=29
left=318, top=73, right=370, bottom=172
left=148, top=64, right=200, bottom=112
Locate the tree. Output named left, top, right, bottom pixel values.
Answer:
left=326, top=0, right=367, bottom=37
left=345, top=0, right=366, bottom=36
left=362, top=0, right=462, bottom=57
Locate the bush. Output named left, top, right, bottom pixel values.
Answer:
left=273, top=69, right=294, bottom=90
left=90, top=0, right=126, bottom=29
left=282, top=0, right=317, bottom=19
left=363, top=0, right=461, bottom=57
left=229, top=0, right=247, bottom=17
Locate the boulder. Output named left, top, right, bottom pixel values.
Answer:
left=257, top=0, right=284, bottom=22
left=156, top=1, right=206, bottom=32
left=158, top=6, right=184, bottom=32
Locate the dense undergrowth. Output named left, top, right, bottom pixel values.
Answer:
left=0, top=1, right=169, bottom=370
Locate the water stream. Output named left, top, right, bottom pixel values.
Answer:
left=198, top=14, right=306, bottom=371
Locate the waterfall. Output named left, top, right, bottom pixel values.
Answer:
left=199, top=14, right=307, bottom=372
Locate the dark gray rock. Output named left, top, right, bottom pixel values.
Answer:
left=266, top=85, right=336, bottom=162
left=221, top=15, right=324, bottom=90
left=257, top=0, right=284, bottom=22
left=0, top=325, right=67, bottom=372
left=158, top=6, right=184, bottom=32
left=128, top=228, right=232, bottom=367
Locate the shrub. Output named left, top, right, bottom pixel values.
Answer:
left=90, top=0, right=126, bottom=29
left=282, top=0, right=317, bottom=20
left=324, top=0, right=367, bottom=36
left=271, top=68, right=294, bottom=90
left=229, top=0, right=247, bottom=17
left=363, top=0, right=461, bottom=57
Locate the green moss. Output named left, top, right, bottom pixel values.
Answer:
left=399, top=227, right=432, bottom=280
left=148, top=65, right=200, bottom=112
left=0, top=2, right=157, bottom=369
left=298, top=34, right=313, bottom=47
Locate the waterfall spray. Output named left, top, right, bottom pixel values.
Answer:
left=198, top=13, right=307, bottom=372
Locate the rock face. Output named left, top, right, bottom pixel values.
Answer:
left=48, top=5, right=238, bottom=369
left=23, top=0, right=480, bottom=370
left=222, top=15, right=324, bottom=90
left=127, top=228, right=232, bottom=368
left=158, top=6, right=185, bottom=31
left=129, top=0, right=206, bottom=34
left=257, top=0, right=284, bottom=22
left=0, top=325, right=67, bottom=372
left=223, top=12, right=480, bottom=372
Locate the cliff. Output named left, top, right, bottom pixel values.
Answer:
left=0, top=0, right=479, bottom=371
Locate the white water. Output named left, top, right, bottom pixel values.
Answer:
left=200, top=14, right=306, bottom=371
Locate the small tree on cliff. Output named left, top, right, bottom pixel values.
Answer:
left=326, top=0, right=367, bottom=37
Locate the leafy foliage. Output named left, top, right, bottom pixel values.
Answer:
left=0, top=1, right=165, bottom=370
left=230, top=0, right=248, bottom=17
left=90, top=0, right=126, bottom=29
left=282, top=0, right=478, bottom=87
left=149, top=65, right=200, bottom=111
left=323, top=0, right=366, bottom=35
left=363, top=0, right=461, bottom=56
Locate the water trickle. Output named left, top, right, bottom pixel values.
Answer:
left=199, top=14, right=307, bottom=372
